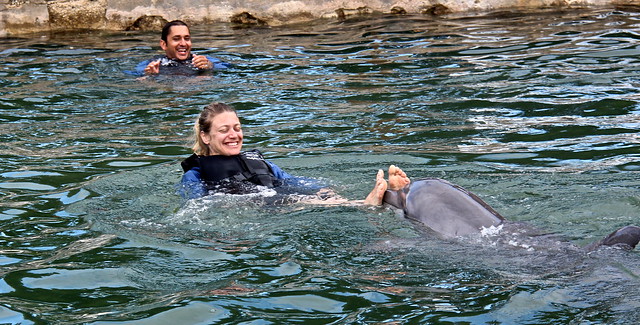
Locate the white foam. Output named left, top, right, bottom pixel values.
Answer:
left=480, top=224, right=503, bottom=237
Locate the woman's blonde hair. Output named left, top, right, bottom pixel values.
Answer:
left=191, top=102, right=237, bottom=156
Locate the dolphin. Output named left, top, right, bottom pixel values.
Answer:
left=382, top=177, right=640, bottom=250
left=584, top=225, right=640, bottom=251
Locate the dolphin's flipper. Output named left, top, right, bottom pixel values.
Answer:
left=384, top=178, right=504, bottom=238
left=584, top=225, right=640, bottom=251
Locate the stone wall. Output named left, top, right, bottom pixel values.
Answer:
left=1, top=0, right=640, bottom=36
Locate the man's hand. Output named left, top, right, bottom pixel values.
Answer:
left=192, top=54, right=213, bottom=70
left=144, top=60, right=161, bottom=75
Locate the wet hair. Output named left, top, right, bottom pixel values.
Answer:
left=161, top=20, right=189, bottom=42
left=192, top=102, right=238, bottom=156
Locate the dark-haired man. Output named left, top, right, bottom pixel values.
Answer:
left=135, top=20, right=230, bottom=76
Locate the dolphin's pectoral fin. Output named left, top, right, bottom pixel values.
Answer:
left=585, top=225, right=640, bottom=251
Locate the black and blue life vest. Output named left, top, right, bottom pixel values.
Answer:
left=153, top=54, right=206, bottom=76
left=181, top=150, right=279, bottom=194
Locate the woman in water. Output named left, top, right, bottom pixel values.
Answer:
left=178, top=102, right=408, bottom=204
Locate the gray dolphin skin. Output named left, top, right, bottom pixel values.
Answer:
left=383, top=178, right=504, bottom=238
left=382, top=178, right=640, bottom=250
left=583, top=225, right=640, bottom=251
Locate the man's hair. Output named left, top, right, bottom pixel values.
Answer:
left=161, top=20, right=189, bottom=42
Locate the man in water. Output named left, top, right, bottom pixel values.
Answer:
left=135, top=20, right=231, bottom=76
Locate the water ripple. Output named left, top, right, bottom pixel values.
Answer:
left=1, top=8, right=640, bottom=324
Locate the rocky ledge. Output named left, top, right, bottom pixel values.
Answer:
left=2, top=0, right=640, bottom=36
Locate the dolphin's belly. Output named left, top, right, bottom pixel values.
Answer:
left=404, top=178, right=504, bottom=237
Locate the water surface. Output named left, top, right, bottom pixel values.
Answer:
left=1, top=9, right=640, bottom=324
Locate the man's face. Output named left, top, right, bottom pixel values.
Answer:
left=160, top=25, right=192, bottom=60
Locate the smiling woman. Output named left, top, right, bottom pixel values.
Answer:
left=195, top=102, right=244, bottom=156
left=178, top=102, right=323, bottom=198
left=177, top=102, right=403, bottom=203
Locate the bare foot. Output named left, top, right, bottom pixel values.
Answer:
left=364, top=169, right=388, bottom=205
left=388, top=165, right=410, bottom=191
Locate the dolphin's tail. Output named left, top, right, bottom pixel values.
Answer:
left=585, top=225, right=640, bottom=251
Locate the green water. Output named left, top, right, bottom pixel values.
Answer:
left=1, top=9, right=640, bottom=324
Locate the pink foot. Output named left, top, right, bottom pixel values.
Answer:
left=364, top=169, right=388, bottom=206
left=388, top=165, right=410, bottom=191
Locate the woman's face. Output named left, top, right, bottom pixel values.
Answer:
left=200, top=111, right=243, bottom=156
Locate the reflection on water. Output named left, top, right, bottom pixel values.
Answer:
left=1, top=8, right=640, bottom=324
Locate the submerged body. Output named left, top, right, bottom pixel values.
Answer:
left=179, top=149, right=322, bottom=199
left=178, top=103, right=327, bottom=200
left=134, top=54, right=231, bottom=76
left=382, top=177, right=640, bottom=251
left=136, top=20, right=231, bottom=76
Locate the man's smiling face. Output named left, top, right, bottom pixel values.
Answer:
left=160, top=25, right=192, bottom=61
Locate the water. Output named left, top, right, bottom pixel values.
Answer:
left=1, top=8, right=640, bottom=324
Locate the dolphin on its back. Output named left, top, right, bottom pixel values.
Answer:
left=382, top=178, right=640, bottom=250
